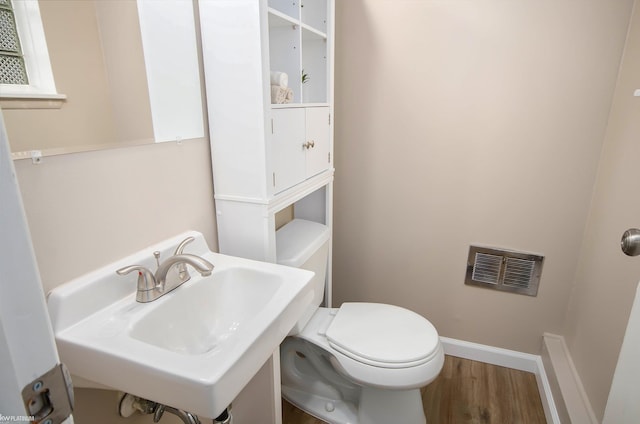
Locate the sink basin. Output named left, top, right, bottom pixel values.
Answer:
left=130, top=267, right=285, bottom=355
left=47, top=231, right=315, bottom=418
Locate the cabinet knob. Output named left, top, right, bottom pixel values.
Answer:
left=303, top=141, right=315, bottom=149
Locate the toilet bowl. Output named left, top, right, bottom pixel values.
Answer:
left=277, top=219, right=444, bottom=424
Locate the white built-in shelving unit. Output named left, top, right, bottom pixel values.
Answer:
left=268, top=0, right=328, bottom=104
left=198, top=0, right=334, bottom=264
left=198, top=1, right=334, bottom=422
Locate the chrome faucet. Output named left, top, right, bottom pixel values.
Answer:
left=116, top=237, right=214, bottom=303
left=155, top=254, right=213, bottom=289
left=172, top=236, right=196, bottom=282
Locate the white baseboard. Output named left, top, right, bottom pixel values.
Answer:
left=440, top=336, right=561, bottom=424
left=541, top=333, right=598, bottom=424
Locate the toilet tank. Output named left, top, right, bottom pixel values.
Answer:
left=276, top=219, right=330, bottom=334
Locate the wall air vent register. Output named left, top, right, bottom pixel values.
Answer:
left=465, top=245, right=544, bottom=296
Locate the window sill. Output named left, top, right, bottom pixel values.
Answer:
left=0, top=93, right=67, bottom=109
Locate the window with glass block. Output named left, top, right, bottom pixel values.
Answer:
left=0, top=0, right=29, bottom=85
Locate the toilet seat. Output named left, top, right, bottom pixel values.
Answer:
left=326, top=303, right=440, bottom=369
left=297, top=304, right=445, bottom=389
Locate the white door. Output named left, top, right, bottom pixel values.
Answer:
left=304, top=106, right=331, bottom=178
left=0, top=114, right=74, bottom=423
left=603, top=280, right=640, bottom=423
left=271, top=108, right=306, bottom=193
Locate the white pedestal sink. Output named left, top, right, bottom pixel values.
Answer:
left=47, top=231, right=315, bottom=419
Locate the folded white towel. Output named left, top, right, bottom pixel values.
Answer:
left=271, top=85, right=294, bottom=104
left=270, top=71, right=288, bottom=88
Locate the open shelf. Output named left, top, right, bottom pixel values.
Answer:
left=268, top=1, right=328, bottom=105
left=301, top=0, right=328, bottom=34
left=271, top=102, right=329, bottom=109
left=268, top=0, right=300, bottom=21
left=268, top=7, right=298, bottom=28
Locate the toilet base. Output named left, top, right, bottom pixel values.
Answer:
left=284, top=386, right=358, bottom=424
left=283, top=385, right=426, bottom=424
left=358, top=386, right=426, bottom=424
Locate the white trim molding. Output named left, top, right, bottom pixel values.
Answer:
left=440, top=336, right=561, bottom=424
left=540, top=333, right=598, bottom=424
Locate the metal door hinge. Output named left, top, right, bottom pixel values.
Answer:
left=271, top=119, right=274, bottom=134
left=328, top=114, right=331, bottom=125
left=22, top=363, right=74, bottom=424
left=328, top=152, right=331, bottom=163
left=273, top=172, right=276, bottom=187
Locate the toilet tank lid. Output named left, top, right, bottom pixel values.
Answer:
left=276, top=219, right=330, bottom=267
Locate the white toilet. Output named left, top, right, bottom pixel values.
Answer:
left=277, top=219, right=445, bottom=424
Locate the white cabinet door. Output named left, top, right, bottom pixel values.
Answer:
left=272, top=108, right=306, bottom=193
left=305, top=107, right=331, bottom=178
left=271, top=106, right=331, bottom=194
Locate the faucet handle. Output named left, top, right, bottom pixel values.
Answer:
left=116, top=265, right=156, bottom=302
left=174, top=236, right=195, bottom=282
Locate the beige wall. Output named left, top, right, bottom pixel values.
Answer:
left=333, top=0, right=634, bottom=354
left=6, top=0, right=639, bottom=421
left=13, top=139, right=216, bottom=423
left=4, top=1, right=115, bottom=152
left=94, top=0, right=154, bottom=145
left=73, top=389, right=182, bottom=424
left=14, top=139, right=217, bottom=293
left=563, top=1, right=640, bottom=419
left=4, top=0, right=153, bottom=153
left=4, top=2, right=210, bottom=421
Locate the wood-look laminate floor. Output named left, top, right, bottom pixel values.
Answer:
left=282, top=355, right=547, bottom=424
